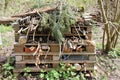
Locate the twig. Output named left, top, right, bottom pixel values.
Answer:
left=22, top=26, right=29, bottom=32
left=17, top=27, right=23, bottom=34
left=26, top=27, right=30, bottom=39
left=33, top=42, right=40, bottom=56
left=32, top=24, right=39, bottom=42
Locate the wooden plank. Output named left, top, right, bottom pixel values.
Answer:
left=87, top=27, right=92, bottom=32
left=86, top=33, right=92, bottom=40
left=15, top=33, right=20, bottom=42
left=14, top=52, right=59, bottom=56
left=14, top=52, right=96, bottom=56
left=16, top=60, right=96, bottom=64
left=63, top=52, right=96, bottom=55
left=25, top=43, right=59, bottom=46
left=86, top=45, right=96, bottom=53
left=71, top=26, right=92, bottom=28
left=89, top=55, right=96, bottom=61
left=53, top=56, right=59, bottom=60
left=65, top=33, right=92, bottom=37
left=49, top=44, right=59, bottom=52
left=15, top=56, right=23, bottom=62
left=23, top=55, right=53, bottom=61
left=14, top=42, right=24, bottom=52
left=12, top=23, right=20, bottom=32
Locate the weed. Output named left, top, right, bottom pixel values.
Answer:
left=0, top=25, right=13, bottom=33
left=100, top=75, right=107, bottom=80
left=39, top=63, right=86, bottom=80
left=23, top=67, right=31, bottom=77
left=0, top=25, right=14, bottom=47
left=96, top=43, right=102, bottom=50
left=2, top=63, right=15, bottom=80
left=108, top=48, right=120, bottom=58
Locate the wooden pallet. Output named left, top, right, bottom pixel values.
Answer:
left=13, top=20, right=96, bottom=73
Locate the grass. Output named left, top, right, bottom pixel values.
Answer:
left=0, top=25, right=14, bottom=47
left=0, top=25, right=13, bottom=33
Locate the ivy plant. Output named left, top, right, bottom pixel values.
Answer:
left=2, top=63, right=15, bottom=80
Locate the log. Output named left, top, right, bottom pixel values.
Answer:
left=12, top=6, right=57, bottom=17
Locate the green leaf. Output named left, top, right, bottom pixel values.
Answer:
left=8, top=66, right=14, bottom=70
left=71, top=72, right=76, bottom=76
left=100, top=75, right=107, bottom=80
left=80, top=73, right=85, bottom=80
left=39, top=73, right=44, bottom=78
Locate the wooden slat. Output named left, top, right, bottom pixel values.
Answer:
left=65, top=33, right=92, bottom=37
left=63, top=52, right=96, bottom=55
left=14, top=52, right=96, bottom=56
left=14, top=52, right=58, bottom=56
left=14, top=43, right=24, bottom=52
left=25, top=43, right=59, bottom=46
left=16, top=60, right=96, bottom=64
left=71, top=26, right=92, bottom=28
